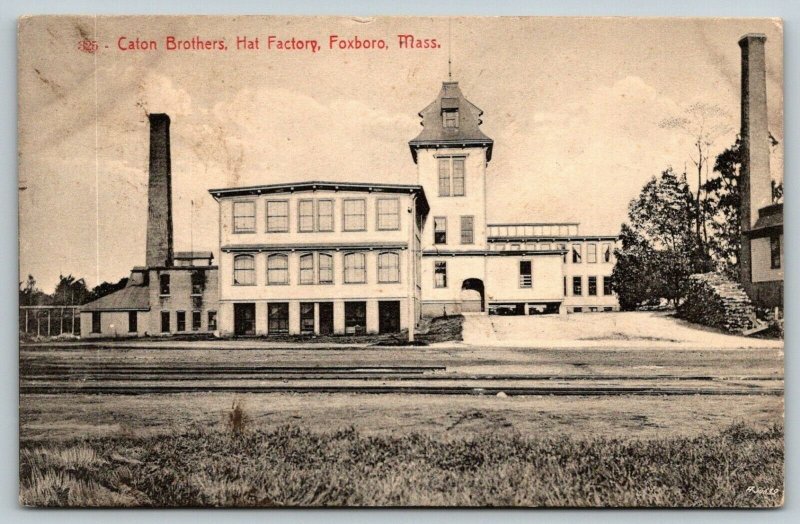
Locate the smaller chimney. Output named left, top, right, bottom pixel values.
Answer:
left=145, top=113, right=174, bottom=267
left=739, top=34, right=772, bottom=231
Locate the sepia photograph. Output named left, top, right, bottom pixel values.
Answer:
left=17, top=15, right=784, bottom=508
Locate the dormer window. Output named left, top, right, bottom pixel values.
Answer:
left=443, top=109, right=459, bottom=128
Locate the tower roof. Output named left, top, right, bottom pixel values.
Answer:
left=408, top=81, right=493, bottom=163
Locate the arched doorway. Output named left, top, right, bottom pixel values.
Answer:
left=461, top=278, right=485, bottom=312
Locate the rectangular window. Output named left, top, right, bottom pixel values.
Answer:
left=603, top=276, right=612, bottom=296
left=378, top=252, right=400, bottom=283
left=233, top=255, right=256, bottom=286
left=572, top=276, right=583, bottom=296
left=233, top=201, right=255, bottom=233
left=176, top=311, right=186, bottom=332
left=588, top=276, right=597, bottom=296
left=160, top=311, right=170, bottom=333
left=343, top=199, right=366, bottom=231
left=460, top=216, right=474, bottom=244
left=299, top=254, right=314, bottom=285
left=434, top=261, right=447, bottom=288
left=298, top=200, right=314, bottom=232
left=128, top=311, right=137, bottom=333
left=159, top=274, right=170, bottom=295
left=268, top=303, right=289, bottom=334
left=438, top=158, right=450, bottom=196
left=267, top=254, right=289, bottom=285
left=377, top=198, right=400, bottom=230
left=319, top=253, right=334, bottom=284
left=300, top=302, right=315, bottom=333
left=266, top=200, right=289, bottom=233
left=344, top=253, right=366, bottom=283
left=587, top=244, right=597, bottom=263
left=344, top=301, right=367, bottom=333
left=519, top=260, right=532, bottom=288
left=572, top=244, right=582, bottom=264
left=563, top=276, right=567, bottom=296
left=191, top=270, right=204, bottom=295
left=770, top=236, right=781, bottom=269
left=434, top=217, right=447, bottom=244
left=207, top=311, right=217, bottom=331
left=91, top=312, right=101, bottom=334
left=603, top=243, right=612, bottom=263
left=443, top=109, right=459, bottom=128
left=452, top=158, right=465, bottom=196
left=192, top=311, right=201, bottom=331
left=317, top=200, right=334, bottom=232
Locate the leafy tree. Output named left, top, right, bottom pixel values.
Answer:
left=613, top=168, right=713, bottom=308
left=19, top=275, right=44, bottom=306
left=89, top=277, right=129, bottom=302
left=53, top=274, right=91, bottom=306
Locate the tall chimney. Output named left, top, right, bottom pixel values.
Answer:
left=739, top=34, right=772, bottom=231
left=146, top=113, right=174, bottom=268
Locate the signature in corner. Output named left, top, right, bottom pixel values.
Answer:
left=746, top=485, right=781, bottom=496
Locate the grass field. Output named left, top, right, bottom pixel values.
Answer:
left=19, top=420, right=783, bottom=507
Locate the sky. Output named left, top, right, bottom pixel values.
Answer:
left=18, top=16, right=783, bottom=292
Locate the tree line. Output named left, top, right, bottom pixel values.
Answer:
left=19, top=274, right=128, bottom=308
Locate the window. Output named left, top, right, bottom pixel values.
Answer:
left=191, top=270, right=204, bottom=295
left=770, top=236, right=781, bottom=269
left=299, top=253, right=314, bottom=284
left=587, top=244, right=597, bottom=264
left=319, top=253, right=334, bottom=284
left=438, top=156, right=466, bottom=197
left=268, top=303, right=289, bottom=334
left=160, top=311, right=170, bottom=333
left=233, top=255, right=256, bottom=286
left=603, top=243, right=612, bottom=263
left=588, top=276, right=597, bottom=296
left=300, top=303, right=315, bottom=333
left=573, top=307, right=583, bottom=313
left=452, top=158, right=465, bottom=196
left=176, top=311, right=186, bottom=332
left=318, top=200, right=334, bottom=232
left=344, top=252, right=366, bottom=283
left=159, top=274, right=170, bottom=295
left=434, top=261, right=447, bottom=288
left=443, top=109, right=459, bottom=128
left=438, top=158, right=450, bottom=196
left=267, top=254, right=289, bottom=285
left=563, top=276, right=567, bottom=296
left=434, top=217, right=447, bottom=244
left=460, top=216, right=474, bottom=244
left=519, top=260, right=532, bottom=288
left=603, top=276, right=612, bottom=296
left=572, top=244, right=582, bottom=264
left=378, top=252, right=400, bottom=283
left=192, top=311, right=201, bottom=331
left=91, top=312, right=101, bottom=334
left=266, top=200, right=289, bottom=233
left=298, top=200, right=314, bottom=232
left=208, top=311, right=217, bottom=331
left=572, top=276, right=583, bottom=296
left=343, top=199, right=366, bottom=231
left=344, top=302, right=367, bottom=333
left=233, top=201, right=255, bottom=233
left=377, top=198, right=400, bottom=230
left=128, top=311, right=137, bottom=333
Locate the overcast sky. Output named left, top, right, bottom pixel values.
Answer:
left=18, top=16, right=783, bottom=291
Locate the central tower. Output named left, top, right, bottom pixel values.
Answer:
left=410, top=81, right=494, bottom=315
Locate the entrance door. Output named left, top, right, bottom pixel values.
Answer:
left=233, top=303, right=256, bottom=336
left=318, top=302, right=334, bottom=335
left=378, top=300, right=401, bottom=334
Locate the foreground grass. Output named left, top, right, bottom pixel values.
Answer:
left=20, top=421, right=782, bottom=508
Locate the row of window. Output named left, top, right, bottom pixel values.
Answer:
left=433, top=216, right=474, bottom=245
left=571, top=244, right=613, bottom=264
left=89, top=310, right=218, bottom=334
left=233, top=197, right=402, bottom=234
left=232, top=251, right=401, bottom=286
left=157, top=272, right=206, bottom=296
left=160, top=310, right=217, bottom=333
left=238, top=301, right=370, bottom=335
left=565, top=276, right=613, bottom=297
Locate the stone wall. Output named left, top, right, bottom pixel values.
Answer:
left=677, top=273, right=758, bottom=334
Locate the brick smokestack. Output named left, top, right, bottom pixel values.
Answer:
left=739, top=34, right=772, bottom=232
left=146, top=113, right=174, bottom=267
